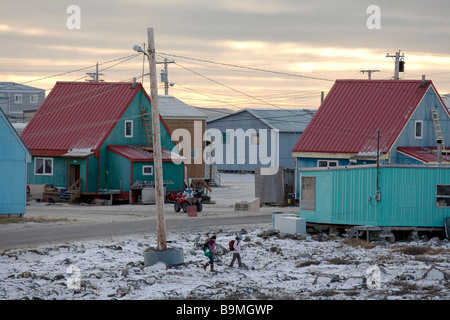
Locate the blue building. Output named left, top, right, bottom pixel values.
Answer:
left=0, top=108, right=31, bottom=216
left=0, top=82, right=45, bottom=123
left=207, top=108, right=315, bottom=173
left=293, top=79, right=450, bottom=198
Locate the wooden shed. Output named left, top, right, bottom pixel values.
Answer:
left=0, top=108, right=31, bottom=215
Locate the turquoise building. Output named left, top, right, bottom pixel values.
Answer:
left=21, top=81, right=184, bottom=203
left=299, top=165, right=450, bottom=228
left=0, top=108, right=31, bottom=215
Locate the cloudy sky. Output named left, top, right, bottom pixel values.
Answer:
left=2, top=0, right=450, bottom=110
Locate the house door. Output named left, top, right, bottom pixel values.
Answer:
left=69, top=164, right=80, bottom=186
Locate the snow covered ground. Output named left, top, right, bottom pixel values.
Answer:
left=1, top=224, right=449, bottom=300
left=0, top=174, right=449, bottom=301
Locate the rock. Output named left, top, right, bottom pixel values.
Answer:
left=312, top=274, right=333, bottom=285
left=53, top=274, right=65, bottom=281
left=20, top=271, right=33, bottom=279
left=396, top=273, right=415, bottom=281
left=341, top=276, right=364, bottom=289
left=146, top=276, right=157, bottom=285
left=422, top=266, right=447, bottom=281
left=144, top=261, right=168, bottom=272
left=121, top=269, right=129, bottom=278
left=116, top=286, right=129, bottom=297
left=318, top=233, right=329, bottom=242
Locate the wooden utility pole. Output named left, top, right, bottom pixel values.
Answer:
left=360, top=70, right=379, bottom=80
left=147, top=28, right=167, bottom=251
left=386, top=50, right=405, bottom=80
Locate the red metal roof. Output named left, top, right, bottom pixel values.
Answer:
left=21, top=81, right=146, bottom=156
left=292, top=80, right=434, bottom=155
left=107, top=145, right=185, bottom=163
left=397, top=147, right=450, bottom=163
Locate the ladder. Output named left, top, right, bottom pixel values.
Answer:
left=141, top=109, right=153, bottom=147
left=431, top=110, right=445, bottom=149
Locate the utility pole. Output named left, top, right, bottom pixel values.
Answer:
left=386, top=50, right=405, bottom=80
left=157, top=58, right=174, bottom=95
left=376, top=129, right=380, bottom=201
left=86, top=62, right=104, bottom=82
left=360, top=70, right=379, bottom=80
left=147, top=27, right=167, bottom=251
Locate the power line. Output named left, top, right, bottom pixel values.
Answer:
left=157, top=51, right=335, bottom=82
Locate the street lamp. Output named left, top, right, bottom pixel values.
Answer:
left=133, top=45, right=147, bottom=56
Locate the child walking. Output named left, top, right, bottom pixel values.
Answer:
left=229, top=234, right=243, bottom=267
left=203, top=235, right=216, bottom=272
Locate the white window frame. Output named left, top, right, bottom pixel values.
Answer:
left=142, top=165, right=153, bottom=176
left=30, top=94, right=38, bottom=103
left=415, top=120, right=423, bottom=139
left=34, top=157, right=53, bottom=176
left=317, top=160, right=338, bottom=167
left=436, top=184, right=450, bottom=208
left=14, top=94, right=23, bottom=104
left=125, top=120, right=133, bottom=138
left=301, top=176, right=316, bottom=211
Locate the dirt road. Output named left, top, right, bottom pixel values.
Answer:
left=0, top=174, right=299, bottom=249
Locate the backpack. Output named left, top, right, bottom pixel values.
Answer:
left=229, top=240, right=235, bottom=251
left=203, top=241, right=212, bottom=257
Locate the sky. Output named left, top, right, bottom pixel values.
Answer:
left=2, top=0, right=450, bottom=111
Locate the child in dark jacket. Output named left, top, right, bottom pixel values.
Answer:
left=203, top=236, right=216, bottom=271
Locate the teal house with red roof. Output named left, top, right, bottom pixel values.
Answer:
left=292, top=79, right=450, bottom=228
left=21, top=81, right=184, bottom=204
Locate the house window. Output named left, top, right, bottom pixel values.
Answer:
left=35, top=158, right=53, bottom=175
left=142, top=165, right=153, bottom=176
left=125, top=120, right=133, bottom=138
left=318, top=160, right=338, bottom=167
left=251, top=133, right=260, bottom=145
left=436, top=185, right=450, bottom=207
left=222, top=132, right=230, bottom=144
left=14, top=94, right=23, bottom=104
left=191, top=147, right=198, bottom=160
left=415, top=120, right=423, bottom=139
left=301, top=176, right=316, bottom=210
left=30, top=95, right=38, bottom=103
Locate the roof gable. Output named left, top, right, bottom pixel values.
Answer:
left=293, top=80, right=433, bottom=155
left=0, top=108, right=31, bottom=161
left=21, top=81, right=144, bottom=155
left=158, top=95, right=207, bottom=119
left=208, top=108, right=315, bottom=132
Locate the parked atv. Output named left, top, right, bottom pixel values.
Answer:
left=174, top=196, right=203, bottom=213
left=165, top=191, right=182, bottom=203
left=193, top=189, right=211, bottom=203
